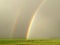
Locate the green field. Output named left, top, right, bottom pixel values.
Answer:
left=0, top=39, right=60, bottom=45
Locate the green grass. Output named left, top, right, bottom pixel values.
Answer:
left=0, top=39, right=60, bottom=45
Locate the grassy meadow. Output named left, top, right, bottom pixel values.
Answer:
left=0, top=39, right=59, bottom=45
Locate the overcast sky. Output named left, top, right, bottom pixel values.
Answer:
left=27, top=0, right=60, bottom=39
left=0, top=0, right=60, bottom=39
left=0, top=0, right=42, bottom=38
left=12, top=0, right=43, bottom=38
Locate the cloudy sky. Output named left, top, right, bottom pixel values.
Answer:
left=0, top=0, right=60, bottom=39
left=0, top=0, right=43, bottom=38
left=27, top=0, right=60, bottom=39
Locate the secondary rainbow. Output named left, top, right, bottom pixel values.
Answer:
left=10, top=8, right=21, bottom=38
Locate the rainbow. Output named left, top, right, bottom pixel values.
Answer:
left=10, top=8, right=21, bottom=38
left=26, top=0, right=46, bottom=39
left=9, top=0, right=46, bottom=38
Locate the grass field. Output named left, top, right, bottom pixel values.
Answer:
left=0, top=39, right=60, bottom=45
